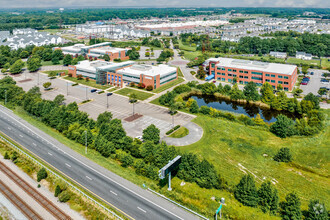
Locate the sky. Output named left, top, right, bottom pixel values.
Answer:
left=0, top=0, right=329, bottom=8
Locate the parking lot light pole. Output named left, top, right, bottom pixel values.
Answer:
left=85, top=87, right=88, bottom=100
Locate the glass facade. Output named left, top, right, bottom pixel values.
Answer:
left=252, top=72, right=263, bottom=75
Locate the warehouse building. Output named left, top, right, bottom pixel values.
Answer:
left=208, top=58, right=298, bottom=91
left=55, top=42, right=130, bottom=61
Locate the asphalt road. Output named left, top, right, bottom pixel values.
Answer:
left=0, top=105, right=199, bottom=220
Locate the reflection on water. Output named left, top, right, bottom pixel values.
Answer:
left=190, top=95, right=298, bottom=123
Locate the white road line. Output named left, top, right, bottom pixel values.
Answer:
left=110, top=190, right=117, bottom=196
left=86, top=176, right=92, bottom=180
left=7, top=127, right=11, bottom=130
left=19, top=134, right=23, bottom=137
left=48, top=152, right=52, bottom=156
left=0, top=107, right=184, bottom=220
left=137, top=207, right=146, bottom=213
left=32, top=143, right=37, bottom=146
left=65, top=163, right=71, bottom=168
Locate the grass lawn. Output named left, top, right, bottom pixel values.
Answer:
left=178, top=40, right=197, bottom=52
left=114, top=88, right=154, bottom=100
left=169, top=126, right=189, bottom=138
left=178, top=113, right=330, bottom=212
left=41, top=60, right=63, bottom=66
left=183, top=51, right=220, bottom=61
left=287, top=57, right=322, bottom=67
left=149, top=97, right=161, bottom=105
left=63, top=76, right=111, bottom=90
left=177, top=67, right=184, bottom=77
left=152, top=77, right=185, bottom=93
left=42, top=70, right=68, bottom=76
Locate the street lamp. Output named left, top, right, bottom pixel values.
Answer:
left=66, top=82, right=69, bottom=96
left=85, top=87, right=88, bottom=101
left=106, top=92, right=112, bottom=108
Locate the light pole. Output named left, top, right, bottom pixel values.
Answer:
left=106, top=93, right=112, bottom=108
left=85, top=87, right=88, bottom=101
left=66, top=82, right=69, bottom=96
left=84, top=130, right=87, bottom=154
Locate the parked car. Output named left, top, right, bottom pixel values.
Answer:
left=90, top=89, right=97, bottom=93
left=107, top=92, right=113, bottom=96
left=303, top=77, right=310, bottom=81
left=320, top=87, right=330, bottom=91
left=310, top=72, right=314, bottom=75
left=301, top=81, right=308, bottom=85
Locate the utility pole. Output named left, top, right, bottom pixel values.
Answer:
left=66, top=82, right=69, bottom=96
left=84, top=130, right=87, bottom=154
left=85, top=87, right=88, bottom=100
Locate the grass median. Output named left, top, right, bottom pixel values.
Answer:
left=63, top=76, right=111, bottom=90
left=114, top=88, right=154, bottom=100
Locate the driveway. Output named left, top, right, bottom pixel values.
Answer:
left=300, top=69, right=329, bottom=95
left=162, top=122, right=203, bottom=146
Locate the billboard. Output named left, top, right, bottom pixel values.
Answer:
left=158, top=155, right=181, bottom=179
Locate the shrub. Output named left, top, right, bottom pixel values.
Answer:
left=130, top=82, right=135, bottom=87
left=37, top=167, right=48, bottom=182
left=54, top=185, right=62, bottom=197
left=77, top=74, right=83, bottom=80
left=137, top=83, right=146, bottom=89
left=85, top=77, right=89, bottom=82
left=4, top=152, right=10, bottom=159
left=146, top=85, right=153, bottom=91
left=58, top=191, right=71, bottom=203
left=11, top=151, right=18, bottom=162
left=273, top=147, right=292, bottom=162
left=72, top=83, right=78, bottom=86
left=68, top=73, right=72, bottom=77
left=270, top=115, right=296, bottom=138
left=234, top=174, right=259, bottom=207
left=190, top=71, right=196, bottom=75
left=200, top=106, right=211, bottom=115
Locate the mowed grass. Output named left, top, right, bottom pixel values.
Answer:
left=42, top=70, right=68, bottom=75
left=41, top=60, right=63, bottom=66
left=63, top=76, right=111, bottom=90
left=169, top=126, right=189, bottom=138
left=152, top=77, right=185, bottom=93
left=178, top=112, right=330, bottom=210
left=178, top=40, right=197, bottom=51
left=114, top=88, right=154, bottom=100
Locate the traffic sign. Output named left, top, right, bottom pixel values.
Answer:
left=216, top=204, right=222, bottom=214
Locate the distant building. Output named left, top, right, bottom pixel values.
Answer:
left=269, top=51, right=287, bottom=59
left=207, top=57, right=298, bottom=91
left=296, top=51, right=312, bottom=60
left=55, top=42, right=130, bottom=61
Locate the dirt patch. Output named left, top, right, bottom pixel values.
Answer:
left=124, top=113, right=143, bottom=122
left=18, top=79, right=32, bottom=83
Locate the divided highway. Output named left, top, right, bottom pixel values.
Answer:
left=0, top=105, right=199, bottom=220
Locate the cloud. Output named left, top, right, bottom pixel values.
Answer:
left=0, top=0, right=329, bottom=8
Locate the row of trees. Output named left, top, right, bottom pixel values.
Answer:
left=0, top=76, right=225, bottom=190
left=235, top=174, right=328, bottom=219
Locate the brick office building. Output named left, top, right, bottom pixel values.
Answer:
left=207, top=58, right=298, bottom=91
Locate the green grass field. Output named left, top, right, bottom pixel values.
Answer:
left=114, top=88, right=154, bottom=100
left=178, top=40, right=197, bottom=51
left=286, top=57, right=330, bottom=69
left=177, top=67, right=184, bottom=77
left=169, top=126, right=189, bottom=138
left=41, top=60, right=63, bottom=66
left=178, top=113, right=330, bottom=211
left=63, top=76, right=111, bottom=90
left=42, top=70, right=68, bottom=76
left=152, top=77, right=185, bottom=93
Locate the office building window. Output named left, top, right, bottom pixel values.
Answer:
left=228, top=74, right=232, bottom=77
left=239, top=75, right=243, bottom=78
left=233, top=69, right=237, bottom=72
left=228, top=79, right=232, bottom=82
left=244, top=76, right=248, bottom=79
left=217, top=77, right=221, bottom=80
left=119, top=76, right=121, bottom=83
left=271, top=74, right=275, bottom=78
left=222, top=73, right=225, bottom=76
left=271, top=80, right=275, bottom=83
left=252, top=76, right=262, bottom=80
left=239, top=70, right=243, bottom=73
left=284, top=76, right=289, bottom=79
left=266, top=74, right=270, bottom=77
left=284, top=87, right=289, bottom=91
left=278, top=75, right=283, bottom=78
left=217, top=67, right=221, bottom=70
left=115, top=75, right=117, bottom=82
left=111, top=75, right=114, bottom=82
left=252, top=72, right=263, bottom=75
left=266, top=79, right=270, bottom=82
left=278, top=81, right=283, bottom=84
left=233, top=74, right=237, bottom=77
left=284, top=82, right=289, bottom=85
left=211, top=63, right=215, bottom=68
left=222, top=68, right=226, bottom=70
left=239, top=81, right=243, bottom=84
left=228, top=69, right=232, bottom=71
left=244, top=81, right=248, bottom=84
left=244, top=71, right=248, bottom=73
left=222, top=78, right=225, bottom=81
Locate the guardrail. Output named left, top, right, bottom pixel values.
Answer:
left=147, top=188, right=209, bottom=220
left=0, top=134, right=123, bottom=220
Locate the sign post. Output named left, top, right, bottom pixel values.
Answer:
left=159, top=156, right=181, bottom=191
left=215, top=198, right=225, bottom=220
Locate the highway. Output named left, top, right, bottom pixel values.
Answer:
left=0, top=105, right=199, bottom=220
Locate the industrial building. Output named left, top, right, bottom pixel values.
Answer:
left=68, top=61, right=178, bottom=89
left=55, top=42, right=130, bottom=61
left=207, top=58, right=298, bottom=91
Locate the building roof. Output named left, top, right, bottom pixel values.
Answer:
left=75, top=60, right=135, bottom=73
left=118, top=64, right=177, bottom=77
left=209, top=57, right=296, bottom=75
left=270, top=51, right=287, bottom=56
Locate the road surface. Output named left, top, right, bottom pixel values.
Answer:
left=0, top=105, right=199, bottom=220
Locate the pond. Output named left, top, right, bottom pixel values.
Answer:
left=190, top=95, right=298, bottom=123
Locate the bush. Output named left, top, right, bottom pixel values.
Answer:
left=4, top=152, right=10, bottom=159
left=77, top=74, right=83, bottom=80
left=37, top=167, right=48, bottom=182
left=85, top=77, right=89, bottom=82
left=54, top=185, right=62, bottom=197
left=234, top=174, right=259, bottom=207
left=190, top=71, right=196, bottom=75
left=58, top=191, right=71, bottom=203
left=130, top=82, right=135, bottom=87
left=146, top=85, right=153, bottom=91
left=137, top=83, right=146, bottom=89
left=274, top=147, right=292, bottom=162
left=270, top=115, right=296, bottom=138
left=68, top=73, right=72, bottom=77
left=11, top=151, right=18, bottom=162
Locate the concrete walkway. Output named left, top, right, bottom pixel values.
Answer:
left=162, top=122, right=203, bottom=146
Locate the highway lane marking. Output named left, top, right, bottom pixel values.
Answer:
left=32, top=143, right=37, bottom=146
left=48, top=152, right=52, bottom=156
left=86, top=176, right=92, bottom=180
left=7, top=127, right=11, bottom=130
left=110, top=190, right=117, bottom=196
left=65, top=163, right=71, bottom=168
left=137, top=207, right=146, bottom=213
left=19, top=134, right=23, bottom=137
left=0, top=108, right=184, bottom=220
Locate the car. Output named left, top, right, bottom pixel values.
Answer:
left=107, top=92, right=113, bottom=96
left=212, top=80, right=216, bottom=83
left=135, top=136, right=143, bottom=141
left=301, top=81, right=308, bottom=85
left=303, top=77, right=310, bottom=81
left=310, top=72, right=314, bottom=75
left=320, top=87, right=330, bottom=91
left=96, top=89, right=102, bottom=93
left=90, top=89, right=97, bottom=93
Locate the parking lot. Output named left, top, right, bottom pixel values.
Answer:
left=300, top=69, right=329, bottom=95
left=2, top=69, right=195, bottom=138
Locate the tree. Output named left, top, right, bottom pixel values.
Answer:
left=260, top=82, right=274, bottom=104
left=51, top=57, right=60, bottom=65
left=54, top=185, right=62, bottom=197
left=20, top=50, right=29, bottom=59
left=129, top=93, right=138, bottom=115
left=52, top=49, right=64, bottom=60
left=63, top=54, right=73, bottom=66
left=258, top=181, right=279, bottom=214
left=277, top=84, right=283, bottom=91
left=196, top=66, right=206, bottom=79
left=230, top=83, right=245, bottom=100
left=96, top=111, right=113, bottom=127
left=10, top=59, right=24, bottom=74
left=37, top=167, right=48, bottom=182
left=293, top=88, right=303, bottom=98
left=43, top=82, right=51, bottom=90
left=280, top=193, right=302, bottom=220
left=142, top=124, right=160, bottom=144
left=53, top=94, right=65, bottom=106
left=77, top=74, right=83, bottom=80
left=270, top=115, right=296, bottom=138
left=4, top=152, right=10, bottom=159
left=103, top=54, right=110, bottom=61
left=58, top=191, right=71, bottom=203
left=318, top=88, right=327, bottom=97
left=304, top=199, right=328, bottom=220
left=304, top=93, right=320, bottom=109
left=274, top=147, right=292, bottom=162
left=243, top=81, right=260, bottom=101
left=189, top=100, right=199, bottom=113
left=234, top=174, right=259, bottom=207
left=27, top=56, right=41, bottom=72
